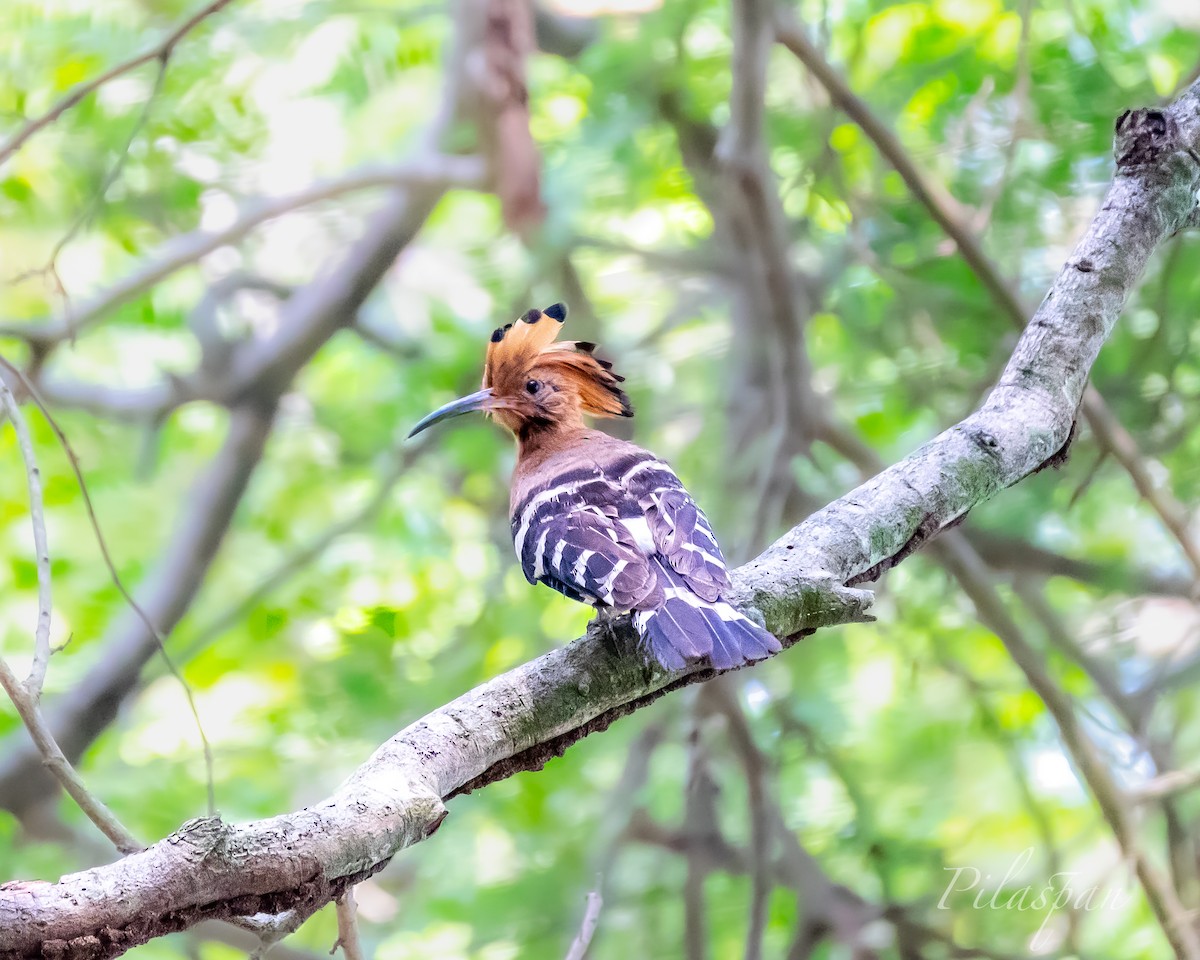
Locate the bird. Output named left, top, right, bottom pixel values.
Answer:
left=408, top=302, right=781, bottom=671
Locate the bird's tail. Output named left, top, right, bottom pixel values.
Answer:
left=633, top=568, right=781, bottom=671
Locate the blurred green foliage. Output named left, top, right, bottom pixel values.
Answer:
left=1, top=0, right=1199, bottom=957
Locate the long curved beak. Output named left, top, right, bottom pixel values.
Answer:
left=407, top=388, right=493, bottom=439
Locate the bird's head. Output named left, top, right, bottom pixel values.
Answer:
left=407, top=302, right=633, bottom=440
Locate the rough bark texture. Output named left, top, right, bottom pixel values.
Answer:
left=3, top=60, right=1200, bottom=960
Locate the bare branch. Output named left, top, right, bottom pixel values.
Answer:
left=0, top=156, right=486, bottom=352
left=0, top=376, right=143, bottom=854
left=332, top=889, right=366, bottom=960
left=563, top=889, right=602, bottom=960
left=0, top=656, right=142, bottom=855
left=0, top=376, right=52, bottom=694
left=0, top=573, right=862, bottom=958
left=0, top=357, right=220, bottom=813
left=0, top=0, right=237, bottom=169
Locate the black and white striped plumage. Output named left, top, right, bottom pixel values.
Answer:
left=407, top=301, right=781, bottom=670
left=511, top=439, right=781, bottom=670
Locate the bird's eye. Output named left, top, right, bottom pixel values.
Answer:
left=525, top=379, right=541, bottom=395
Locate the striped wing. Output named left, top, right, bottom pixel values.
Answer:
left=618, top=455, right=731, bottom=602
left=512, top=472, right=659, bottom=610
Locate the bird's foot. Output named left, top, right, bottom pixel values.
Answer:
left=589, top=607, right=623, bottom=657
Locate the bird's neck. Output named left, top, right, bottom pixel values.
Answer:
left=516, top=417, right=588, bottom=464
left=511, top=420, right=612, bottom=513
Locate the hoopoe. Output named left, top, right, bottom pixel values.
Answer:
left=409, top=303, right=781, bottom=671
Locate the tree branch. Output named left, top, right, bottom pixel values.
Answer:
left=332, top=889, right=366, bottom=960
left=0, top=18, right=487, bottom=817
left=563, top=889, right=602, bottom=960
left=966, top=528, right=1194, bottom=598
left=0, top=400, right=275, bottom=815
left=0, top=376, right=53, bottom=694
left=0, top=379, right=143, bottom=855
left=0, top=0, right=237, bottom=170
left=1133, top=768, right=1200, bottom=804
left=0, top=156, right=485, bottom=353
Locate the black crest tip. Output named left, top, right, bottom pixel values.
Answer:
left=521, top=308, right=542, bottom=323
left=620, top=397, right=635, bottom=417
left=575, top=341, right=596, bottom=353
left=490, top=327, right=505, bottom=343
left=544, top=302, right=568, bottom=322
left=503, top=322, right=514, bottom=332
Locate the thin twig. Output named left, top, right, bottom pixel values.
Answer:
left=563, top=888, right=602, bottom=960
left=0, top=380, right=53, bottom=695
left=0, top=657, right=142, bottom=853
left=0, top=155, right=486, bottom=351
left=331, top=888, right=366, bottom=960
left=0, top=356, right=218, bottom=814
left=7, top=54, right=172, bottom=319
left=704, top=680, right=772, bottom=960
left=0, top=0, right=237, bottom=169
left=0, top=380, right=136, bottom=851
left=1081, top=396, right=1200, bottom=584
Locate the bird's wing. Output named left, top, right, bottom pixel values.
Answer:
left=616, top=453, right=732, bottom=602
left=512, top=471, right=659, bottom=610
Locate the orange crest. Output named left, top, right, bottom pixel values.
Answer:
left=484, top=303, right=631, bottom=419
